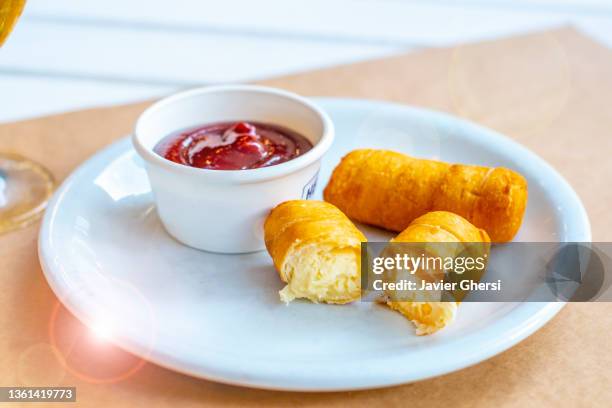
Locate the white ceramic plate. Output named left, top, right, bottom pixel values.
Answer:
left=39, top=98, right=590, bottom=391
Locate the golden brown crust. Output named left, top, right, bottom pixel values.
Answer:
left=394, top=211, right=491, bottom=244
left=391, top=211, right=490, bottom=281
left=264, top=200, right=366, bottom=284
left=323, top=149, right=527, bottom=242
left=386, top=211, right=490, bottom=335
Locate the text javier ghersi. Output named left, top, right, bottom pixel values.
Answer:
left=370, top=254, right=502, bottom=291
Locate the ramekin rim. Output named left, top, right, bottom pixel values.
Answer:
left=132, top=84, right=334, bottom=183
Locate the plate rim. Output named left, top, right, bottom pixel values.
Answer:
left=38, top=97, right=591, bottom=391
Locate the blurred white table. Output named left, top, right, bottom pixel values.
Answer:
left=2, top=0, right=612, bottom=123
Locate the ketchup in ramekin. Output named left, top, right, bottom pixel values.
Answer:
left=154, top=121, right=313, bottom=170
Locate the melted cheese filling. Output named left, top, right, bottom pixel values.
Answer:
left=279, top=245, right=360, bottom=304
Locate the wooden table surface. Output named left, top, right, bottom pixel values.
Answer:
left=0, top=27, right=611, bottom=407
left=3, top=0, right=612, bottom=122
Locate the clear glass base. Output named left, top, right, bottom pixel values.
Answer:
left=0, top=153, right=55, bottom=234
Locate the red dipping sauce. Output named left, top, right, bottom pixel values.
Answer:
left=154, top=121, right=313, bottom=170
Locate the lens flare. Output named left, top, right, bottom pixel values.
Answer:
left=47, top=275, right=156, bottom=384
left=89, top=321, right=114, bottom=342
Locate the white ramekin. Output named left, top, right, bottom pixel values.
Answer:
left=133, top=85, right=334, bottom=253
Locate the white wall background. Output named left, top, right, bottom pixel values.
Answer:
left=2, top=0, right=612, bottom=122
